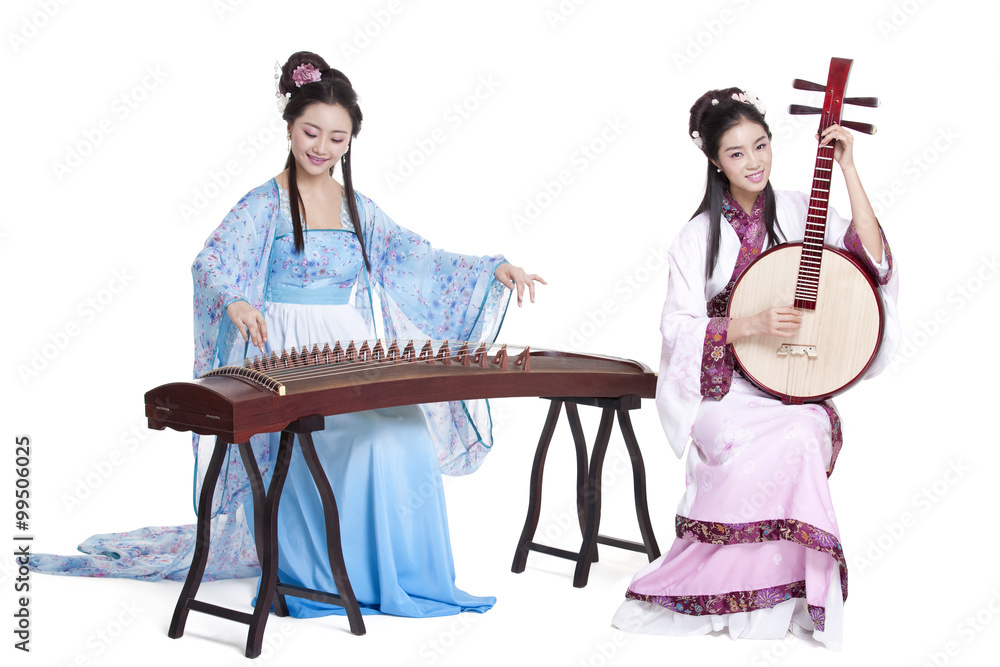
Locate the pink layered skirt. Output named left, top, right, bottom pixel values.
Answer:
left=614, top=377, right=847, bottom=649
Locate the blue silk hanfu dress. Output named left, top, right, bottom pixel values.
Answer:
left=248, top=184, right=493, bottom=616
left=30, top=179, right=511, bottom=620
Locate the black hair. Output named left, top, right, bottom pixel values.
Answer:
left=688, top=87, right=783, bottom=278
left=277, top=51, right=370, bottom=271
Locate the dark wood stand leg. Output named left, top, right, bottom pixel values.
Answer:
left=243, top=428, right=295, bottom=658
left=511, top=396, right=660, bottom=587
left=511, top=401, right=562, bottom=573
left=564, top=403, right=592, bottom=549
left=616, top=409, right=660, bottom=561
left=168, top=439, right=230, bottom=639
left=167, top=415, right=365, bottom=658
left=238, top=442, right=289, bottom=619
left=572, top=406, right=614, bottom=588
left=295, top=432, right=366, bottom=636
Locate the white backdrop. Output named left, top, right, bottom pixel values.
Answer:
left=4, top=1, right=998, bottom=666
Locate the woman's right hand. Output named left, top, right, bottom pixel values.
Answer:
left=729, top=306, right=802, bottom=341
left=227, top=300, right=268, bottom=351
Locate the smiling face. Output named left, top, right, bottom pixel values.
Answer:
left=288, top=102, right=353, bottom=177
left=712, top=119, right=772, bottom=211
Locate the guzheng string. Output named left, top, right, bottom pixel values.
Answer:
left=247, top=340, right=525, bottom=384
left=204, top=339, right=530, bottom=388
left=262, top=339, right=519, bottom=379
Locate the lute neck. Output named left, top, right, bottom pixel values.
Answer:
left=794, top=140, right=836, bottom=311
left=793, top=58, right=851, bottom=311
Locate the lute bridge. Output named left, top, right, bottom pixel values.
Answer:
left=776, top=344, right=818, bottom=359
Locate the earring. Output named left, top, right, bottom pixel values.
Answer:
left=286, top=134, right=291, bottom=152
left=716, top=168, right=721, bottom=173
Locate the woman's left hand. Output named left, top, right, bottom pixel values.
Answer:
left=494, top=262, right=546, bottom=306
left=819, top=122, right=882, bottom=260
left=818, top=123, right=855, bottom=169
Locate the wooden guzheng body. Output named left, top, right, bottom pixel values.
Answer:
left=149, top=338, right=659, bottom=658
left=145, top=339, right=656, bottom=441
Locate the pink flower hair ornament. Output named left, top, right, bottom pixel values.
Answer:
left=292, top=63, right=322, bottom=87
left=732, top=89, right=766, bottom=116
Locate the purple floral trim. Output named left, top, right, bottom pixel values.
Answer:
left=703, top=192, right=770, bottom=394
left=707, top=281, right=733, bottom=318
left=722, top=191, right=767, bottom=276
left=843, top=223, right=893, bottom=285
left=701, top=318, right=733, bottom=399
left=674, top=515, right=847, bottom=602
left=818, top=401, right=843, bottom=476
left=627, top=515, right=842, bottom=627
left=809, top=604, right=826, bottom=631
left=626, top=580, right=812, bottom=619
left=707, top=193, right=769, bottom=319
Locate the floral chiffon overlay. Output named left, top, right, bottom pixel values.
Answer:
left=271, top=190, right=357, bottom=292
left=367, top=206, right=507, bottom=344
left=193, top=188, right=281, bottom=377
left=673, top=514, right=848, bottom=600
left=701, top=318, right=733, bottom=399
left=843, top=223, right=893, bottom=285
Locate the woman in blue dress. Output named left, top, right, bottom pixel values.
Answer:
left=32, top=51, right=543, bottom=619
left=193, top=51, right=543, bottom=617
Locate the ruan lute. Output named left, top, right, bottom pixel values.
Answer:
left=727, top=57, right=884, bottom=403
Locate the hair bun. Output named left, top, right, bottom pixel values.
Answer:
left=688, top=87, right=743, bottom=141
left=277, top=51, right=330, bottom=97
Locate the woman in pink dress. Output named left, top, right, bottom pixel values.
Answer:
left=612, top=88, right=899, bottom=649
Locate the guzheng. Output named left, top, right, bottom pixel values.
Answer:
left=145, top=340, right=656, bottom=442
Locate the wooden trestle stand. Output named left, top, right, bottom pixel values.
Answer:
left=511, top=395, right=660, bottom=587
left=148, top=342, right=661, bottom=657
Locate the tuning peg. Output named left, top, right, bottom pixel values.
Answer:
left=840, top=120, right=877, bottom=135
left=845, top=96, right=880, bottom=108
left=789, top=104, right=822, bottom=115
left=792, top=78, right=825, bottom=92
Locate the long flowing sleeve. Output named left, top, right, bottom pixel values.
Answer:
left=192, top=182, right=281, bottom=377
left=182, top=183, right=282, bottom=580
left=655, top=216, right=719, bottom=459
left=28, top=184, right=282, bottom=583
left=354, top=192, right=512, bottom=474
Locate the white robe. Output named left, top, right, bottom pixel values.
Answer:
left=655, top=190, right=900, bottom=458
